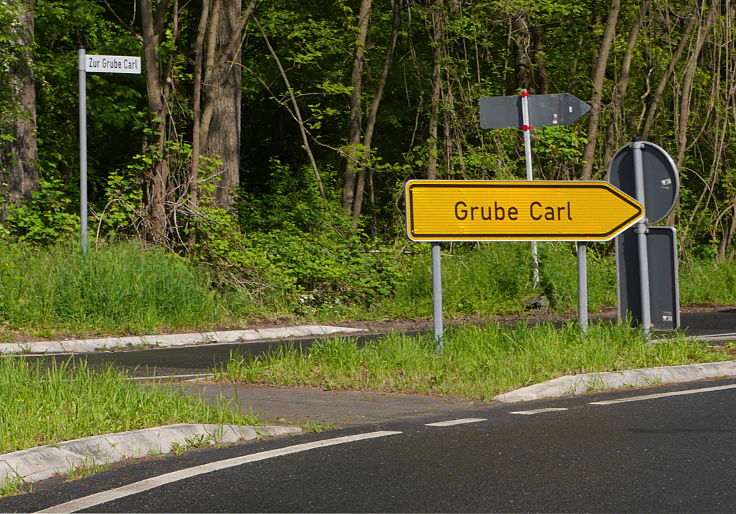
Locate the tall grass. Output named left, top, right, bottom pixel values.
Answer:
left=0, top=240, right=223, bottom=335
left=376, top=242, right=618, bottom=317
left=215, top=322, right=731, bottom=401
left=680, top=257, right=736, bottom=305
left=2, top=239, right=736, bottom=339
left=0, top=357, right=259, bottom=454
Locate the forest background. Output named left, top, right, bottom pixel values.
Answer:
left=1, top=0, right=736, bottom=337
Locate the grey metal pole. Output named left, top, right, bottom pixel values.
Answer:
left=520, top=90, right=540, bottom=287
left=431, top=242, right=444, bottom=352
left=577, top=242, right=588, bottom=332
left=632, top=138, right=652, bottom=335
left=78, top=46, right=88, bottom=255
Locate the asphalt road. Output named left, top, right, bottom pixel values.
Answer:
left=4, top=376, right=736, bottom=513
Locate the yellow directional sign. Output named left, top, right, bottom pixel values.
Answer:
left=406, top=180, right=643, bottom=242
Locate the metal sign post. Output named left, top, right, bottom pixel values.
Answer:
left=479, top=92, right=591, bottom=329
left=78, top=47, right=88, bottom=255
left=520, top=90, right=540, bottom=287
left=608, top=139, right=680, bottom=334
left=577, top=242, right=588, bottom=330
left=632, top=139, right=652, bottom=335
left=77, top=48, right=141, bottom=255
left=431, top=243, right=444, bottom=351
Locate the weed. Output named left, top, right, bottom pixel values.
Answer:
left=301, top=421, right=338, bottom=433
left=66, top=455, right=110, bottom=481
left=0, top=473, right=29, bottom=497
left=170, top=433, right=218, bottom=455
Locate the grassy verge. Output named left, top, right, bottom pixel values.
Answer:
left=0, top=357, right=259, bottom=454
left=214, top=322, right=734, bottom=402
left=2, top=239, right=736, bottom=340
left=0, top=241, right=225, bottom=339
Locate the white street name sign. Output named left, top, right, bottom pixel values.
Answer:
left=85, top=55, right=141, bottom=74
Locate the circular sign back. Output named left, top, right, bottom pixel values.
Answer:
left=606, top=141, right=679, bottom=224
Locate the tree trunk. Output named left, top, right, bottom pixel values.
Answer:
left=0, top=0, right=38, bottom=220
left=427, top=0, right=444, bottom=179
left=140, top=0, right=171, bottom=243
left=201, top=0, right=242, bottom=210
left=189, top=0, right=211, bottom=214
left=668, top=1, right=717, bottom=227
left=603, top=0, right=649, bottom=165
left=352, top=0, right=401, bottom=222
left=639, top=9, right=698, bottom=139
left=254, top=15, right=326, bottom=203
left=511, top=10, right=534, bottom=91
left=581, top=0, right=620, bottom=180
left=342, top=0, right=372, bottom=212
left=676, top=2, right=716, bottom=170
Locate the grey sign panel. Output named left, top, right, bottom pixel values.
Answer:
left=616, top=226, right=680, bottom=330
left=607, top=141, right=679, bottom=224
left=479, top=93, right=590, bottom=130
left=479, top=95, right=521, bottom=129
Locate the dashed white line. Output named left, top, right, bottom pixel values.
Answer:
left=590, top=383, right=736, bottom=406
left=510, top=408, right=569, bottom=415
left=425, top=418, right=486, bottom=427
left=35, top=431, right=402, bottom=514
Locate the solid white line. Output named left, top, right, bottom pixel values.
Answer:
left=127, top=373, right=215, bottom=381
left=510, top=408, right=569, bottom=415
left=590, top=383, right=736, bottom=406
left=35, top=431, right=401, bottom=514
left=425, top=418, right=486, bottom=427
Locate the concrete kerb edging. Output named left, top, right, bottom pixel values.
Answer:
left=0, top=423, right=302, bottom=485
left=0, top=325, right=364, bottom=355
left=494, top=360, right=736, bottom=403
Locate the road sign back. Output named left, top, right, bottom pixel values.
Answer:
left=479, top=93, right=590, bottom=130
left=607, top=141, right=679, bottom=224
left=406, top=180, right=643, bottom=242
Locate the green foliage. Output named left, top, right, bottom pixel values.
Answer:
left=95, top=168, right=144, bottom=237
left=5, top=179, right=79, bottom=245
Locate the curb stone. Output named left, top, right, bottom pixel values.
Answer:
left=494, top=360, right=736, bottom=403
left=0, top=424, right=302, bottom=485
left=0, top=325, right=363, bottom=355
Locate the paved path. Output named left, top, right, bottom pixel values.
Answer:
left=154, top=381, right=477, bottom=426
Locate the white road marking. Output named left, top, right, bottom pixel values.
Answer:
left=425, top=418, right=486, bottom=427
left=510, top=408, right=569, bottom=415
left=590, top=383, right=736, bottom=406
left=127, top=373, right=214, bottom=381
left=35, top=431, right=402, bottom=514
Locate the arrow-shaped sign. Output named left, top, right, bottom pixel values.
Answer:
left=406, top=180, right=643, bottom=242
left=479, top=93, right=590, bottom=130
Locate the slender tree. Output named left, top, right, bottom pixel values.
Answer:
left=581, top=0, right=620, bottom=180
left=0, top=0, right=39, bottom=220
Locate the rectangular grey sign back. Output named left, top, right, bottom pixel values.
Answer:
left=479, top=93, right=591, bottom=129
left=616, top=226, right=680, bottom=329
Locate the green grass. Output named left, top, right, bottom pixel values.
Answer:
left=214, top=322, right=732, bottom=402
left=373, top=242, right=619, bottom=318
left=0, top=240, right=224, bottom=336
left=680, top=257, right=736, bottom=305
left=3, top=239, right=736, bottom=339
left=0, top=357, right=259, bottom=454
